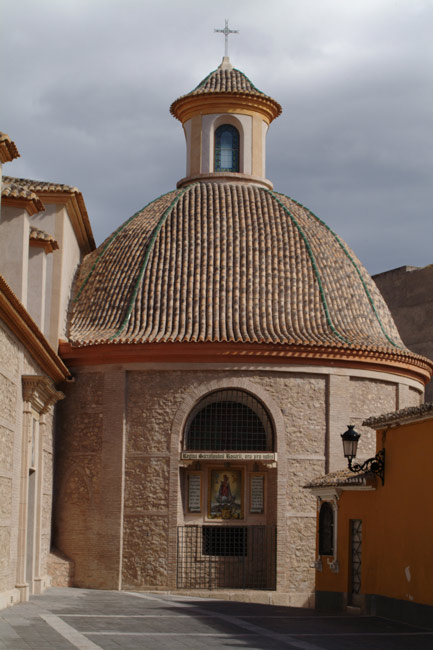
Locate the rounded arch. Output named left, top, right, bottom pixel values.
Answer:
left=211, top=114, right=245, bottom=173
left=184, top=388, right=274, bottom=451
left=214, top=124, right=240, bottom=172
left=171, top=377, right=285, bottom=455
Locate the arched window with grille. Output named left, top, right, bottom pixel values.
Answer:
left=319, top=502, right=334, bottom=556
left=214, top=124, right=240, bottom=172
left=184, top=390, right=273, bottom=452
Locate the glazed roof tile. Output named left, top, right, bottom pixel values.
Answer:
left=68, top=182, right=416, bottom=355
left=363, top=401, right=433, bottom=428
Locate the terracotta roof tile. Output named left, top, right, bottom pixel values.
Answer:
left=3, top=175, right=79, bottom=195
left=363, top=401, right=433, bottom=428
left=0, top=131, right=19, bottom=162
left=29, top=227, right=59, bottom=252
left=304, top=469, right=376, bottom=488
left=3, top=175, right=95, bottom=252
left=68, top=182, right=415, bottom=356
left=170, top=59, right=282, bottom=120
left=2, top=180, right=45, bottom=215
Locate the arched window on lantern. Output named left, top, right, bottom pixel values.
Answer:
left=214, top=124, right=240, bottom=172
left=184, top=389, right=273, bottom=452
left=319, top=502, right=334, bottom=556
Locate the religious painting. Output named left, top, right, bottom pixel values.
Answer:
left=208, top=468, right=243, bottom=520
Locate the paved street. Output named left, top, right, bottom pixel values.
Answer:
left=0, top=588, right=432, bottom=650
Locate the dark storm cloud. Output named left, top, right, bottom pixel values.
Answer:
left=2, top=0, right=432, bottom=275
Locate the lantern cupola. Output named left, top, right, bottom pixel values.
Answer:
left=170, top=57, right=282, bottom=189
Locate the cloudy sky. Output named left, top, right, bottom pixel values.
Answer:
left=2, top=0, right=432, bottom=275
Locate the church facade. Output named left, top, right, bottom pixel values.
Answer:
left=1, top=59, right=432, bottom=608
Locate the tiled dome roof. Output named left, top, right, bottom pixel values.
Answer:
left=187, top=66, right=267, bottom=97
left=170, top=59, right=282, bottom=121
left=69, top=182, right=408, bottom=355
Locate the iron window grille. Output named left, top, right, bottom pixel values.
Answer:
left=215, top=124, right=240, bottom=172
left=202, top=526, right=247, bottom=557
left=184, top=389, right=274, bottom=452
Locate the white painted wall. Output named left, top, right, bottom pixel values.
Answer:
left=0, top=206, right=30, bottom=306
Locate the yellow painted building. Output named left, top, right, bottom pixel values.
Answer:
left=307, top=403, right=433, bottom=627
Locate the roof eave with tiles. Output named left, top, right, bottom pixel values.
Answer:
left=363, top=401, right=433, bottom=429
left=3, top=176, right=95, bottom=252
left=304, top=468, right=376, bottom=489
left=2, top=181, right=45, bottom=215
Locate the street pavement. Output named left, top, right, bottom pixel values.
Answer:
left=0, top=588, right=432, bottom=650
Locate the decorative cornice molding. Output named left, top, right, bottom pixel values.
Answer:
left=35, top=191, right=94, bottom=254
left=22, top=375, right=64, bottom=413
left=0, top=276, right=70, bottom=382
left=1, top=195, right=45, bottom=216
left=176, top=172, right=273, bottom=190
left=58, top=340, right=431, bottom=385
left=171, top=94, right=281, bottom=125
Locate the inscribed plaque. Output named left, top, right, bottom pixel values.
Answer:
left=187, top=473, right=201, bottom=513
left=250, top=474, right=264, bottom=513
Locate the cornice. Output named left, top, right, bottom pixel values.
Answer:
left=2, top=195, right=45, bottom=216
left=58, top=340, right=432, bottom=386
left=29, top=238, right=58, bottom=254
left=31, top=191, right=95, bottom=254
left=171, top=94, right=281, bottom=125
left=0, top=276, right=70, bottom=383
left=22, top=375, right=64, bottom=413
left=177, top=172, right=273, bottom=190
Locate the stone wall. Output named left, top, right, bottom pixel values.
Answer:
left=0, top=320, right=58, bottom=607
left=56, top=363, right=423, bottom=602
left=54, top=372, right=103, bottom=587
left=0, top=323, right=21, bottom=598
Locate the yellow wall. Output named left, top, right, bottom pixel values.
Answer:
left=316, top=419, right=433, bottom=607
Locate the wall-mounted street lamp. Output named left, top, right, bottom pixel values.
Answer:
left=341, top=425, right=385, bottom=485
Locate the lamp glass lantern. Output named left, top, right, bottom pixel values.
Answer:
left=341, top=424, right=361, bottom=460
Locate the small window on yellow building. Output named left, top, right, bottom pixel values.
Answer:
left=319, top=502, right=334, bottom=556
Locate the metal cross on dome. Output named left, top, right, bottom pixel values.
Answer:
left=214, top=19, right=239, bottom=57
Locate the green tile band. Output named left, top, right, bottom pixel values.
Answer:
left=110, top=184, right=196, bottom=340
left=275, top=192, right=399, bottom=349
left=73, top=190, right=175, bottom=303
left=265, top=189, right=350, bottom=345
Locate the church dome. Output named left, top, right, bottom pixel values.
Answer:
left=65, top=59, right=431, bottom=382
left=71, top=182, right=401, bottom=349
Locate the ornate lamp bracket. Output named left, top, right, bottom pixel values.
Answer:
left=348, top=449, right=385, bottom=485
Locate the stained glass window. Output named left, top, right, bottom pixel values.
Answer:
left=215, top=124, right=240, bottom=172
